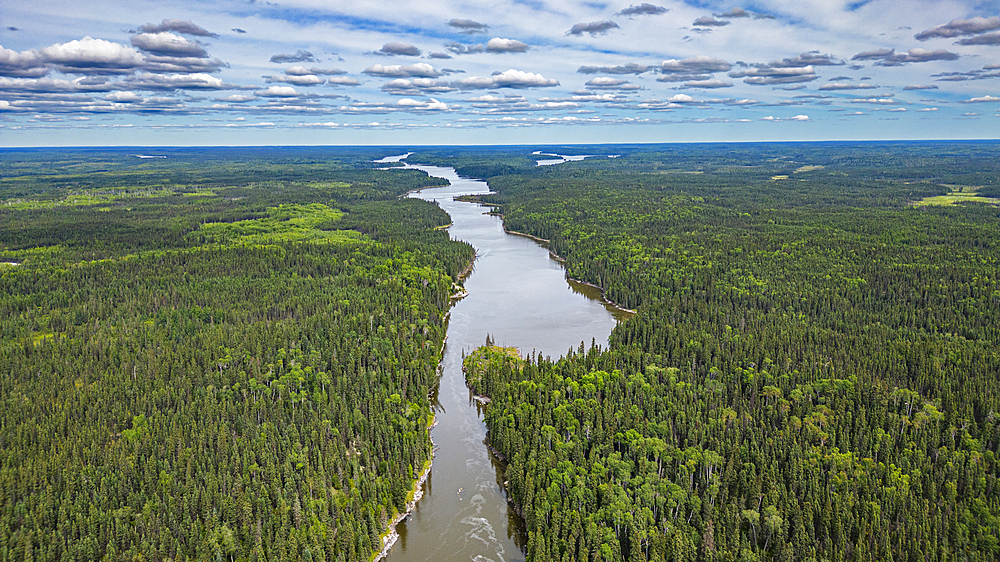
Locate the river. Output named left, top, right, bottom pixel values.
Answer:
left=377, top=154, right=623, bottom=562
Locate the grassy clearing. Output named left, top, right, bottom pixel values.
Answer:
left=189, top=203, right=363, bottom=245
left=2, top=186, right=218, bottom=209
left=913, top=185, right=1000, bottom=207
left=794, top=165, right=826, bottom=173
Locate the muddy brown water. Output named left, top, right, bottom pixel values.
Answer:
left=378, top=155, right=623, bottom=562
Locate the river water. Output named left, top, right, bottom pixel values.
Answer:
left=378, top=155, right=622, bottom=562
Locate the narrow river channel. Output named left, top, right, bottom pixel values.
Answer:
left=378, top=154, right=624, bottom=562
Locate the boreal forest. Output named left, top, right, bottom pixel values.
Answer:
left=2, top=142, right=1000, bottom=562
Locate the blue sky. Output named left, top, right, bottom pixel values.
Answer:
left=1, top=0, right=997, bottom=145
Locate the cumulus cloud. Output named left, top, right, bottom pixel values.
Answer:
left=395, top=98, right=449, bottom=111
left=455, top=69, right=559, bottom=89
left=377, top=42, right=421, bottom=56
left=232, top=28, right=246, bottom=34
left=768, top=53, right=843, bottom=68
left=850, top=97, right=899, bottom=104
left=932, top=67, right=1000, bottom=81
left=657, top=73, right=711, bottom=82
left=380, top=77, right=456, bottom=95
left=851, top=48, right=894, bottom=60
left=693, top=16, right=729, bottom=27
left=819, top=82, right=876, bottom=90
left=963, top=95, right=1000, bottom=103
left=0, top=46, right=47, bottom=78
left=105, top=91, right=143, bottom=103
left=264, top=74, right=325, bottom=86
left=255, top=85, right=299, bottom=97
left=957, top=32, right=1000, bottom=46
left=131, top=33, right=208, bottom=58
left=40, top=37, right=144, bottom=74
left=445, top=42, right=483, bottom=55
left=486, top=38, right=529, bottom=53
left=661, top=55, right=732, bottom=74
left=121, top=72, right=231, bottom=90
left=0, top=76, right=111, bottom=93
left=141, top=54, right=226, bottom=74
left=363, top=63, right=442, bottom=78
left=428, top=52, right=452, bottom=59
left=760, top=114, right=809, bottom=121
left=217, top=94, right=256, bottom=102
left=270, top=50, right=317, bottom=64
left=139, top=19, right=217, bottom=38
left=341, top=98, right=453, bottom=113
left=617, top=4, right=667, bottom=16
left=729, top=65, right=818, bottom=85
left=852, top=48, right=959, bottom=66
left=448, top=19, right=489, bottom=34
left=584, top=77, right=640, bottom=90
left=578, top=62, right=649, bottom=75
left=915, top=17, right=1000, bottom=40
left=903, top=84, right=938, bottom=90
left=568, top=21, right=620, bottom=36
left=326, top=76, right=360, bottom=86
left=286, top=66, right=345, bottom=76
left=466, top=93, right=527, bottom=104
left=684, top=79, right=733, bottom=88
left=448, top=39, right=530, bottom=55
left=713, top=7, right=774, bottom=19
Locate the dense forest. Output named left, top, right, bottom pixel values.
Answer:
left=459, top=142, right=1000, bottom=561
left=3, top=142, right=999, bottom=562
left=0, top=148, right=473, bottom=562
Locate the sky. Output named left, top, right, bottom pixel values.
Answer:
left=1, top=0, right=998, bottom=146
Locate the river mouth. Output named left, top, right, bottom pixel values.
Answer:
left=382, top=157, right=620, bottom=562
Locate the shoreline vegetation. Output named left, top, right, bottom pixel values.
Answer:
left=462, top=345, right=529, bottom=521
left=372, top=416, right=437, bottom=562
left=504, top=228, right=637, bottom=315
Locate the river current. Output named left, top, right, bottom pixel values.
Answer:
left=378, top=155, right=622, bottom=562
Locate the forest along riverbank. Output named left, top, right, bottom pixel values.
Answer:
left=377, top=155, right=622, bottom=562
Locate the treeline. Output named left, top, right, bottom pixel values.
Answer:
left=0, top=149, right=473, bottom=562
left=466, top=142, right=1000, bottom=561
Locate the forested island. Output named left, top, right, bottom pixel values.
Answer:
left=2, top=142, right=999, bottom=561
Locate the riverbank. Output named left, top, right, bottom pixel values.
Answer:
left=567, top=277, right=637, bottom=315
left=372, top=416, right=437, bottom=562
left=504, top=230, right=635, bottom=315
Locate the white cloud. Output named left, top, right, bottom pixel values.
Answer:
left=819, top=83, right=876, bottom=90
left=730, top=65, right=818, bottom=85
left=661, top=56, right=732, bottom=74
left=0, top=46, right=46, bottom=78
left=105, top=91, right=142, bottom=103
left=255, top=86, right=299, bottom=97
left=264, top=74, right=325, bottom=86
left=326, top=76, right=360, bottom=86
left=684, top=79, right=733, bottom=88
left=455, top=69, right=558, bottom=89
left=567, top=21, right=620, bottom=36
left=130, top=33, right=207, bottom=58
left=584, top=77, right=640, bottom=90
left=915, top=17, right=1000, bottom=40
left=380, top=78, right=455, bottom=95
left=139, top=19, right=217, bottom=38
left=286, top=66, right=345, bottom=76
left=965, top=95, right=1000, bottom=103
left=486, top=38, right=529, bottom=53
left=363, top=63, right=442, bottom=78
left=377, top=42, right=421, bottom=56
left=40, top=37, right=144, bottom=74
